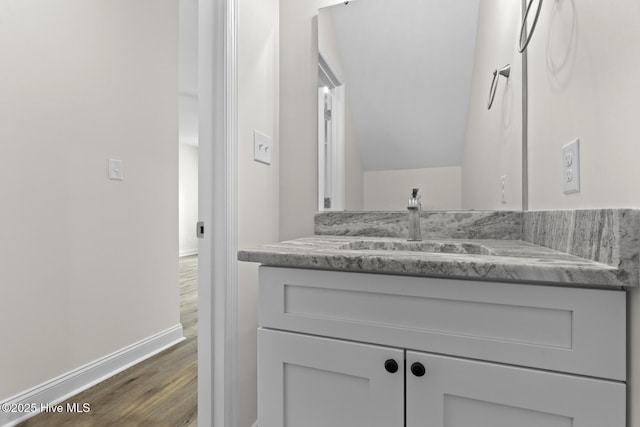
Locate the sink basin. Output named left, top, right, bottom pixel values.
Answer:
left=341, top=240, right=491, bottom=255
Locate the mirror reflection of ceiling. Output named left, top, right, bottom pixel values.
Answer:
left=325, top=0, right=480, bottom=171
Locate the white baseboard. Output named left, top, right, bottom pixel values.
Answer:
left=0, top=324, right=184, bottom=427
left=179, top=248, right=198, bottom=257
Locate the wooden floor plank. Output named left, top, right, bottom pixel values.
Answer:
left=20, top=255, right=199, bottom=427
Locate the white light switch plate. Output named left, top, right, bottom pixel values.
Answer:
left=562, top=139, right=580, bottom=194
left=254, top=131, right=272, bottom=165
left=108, top=159, right=123, bottom=181
left=500, top=175, right=507, bottom=204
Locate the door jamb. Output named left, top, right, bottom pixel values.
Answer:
left=198, top=0, right=238, bottom=426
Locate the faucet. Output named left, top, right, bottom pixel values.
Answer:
left=407, top=188, right=422, bottom=241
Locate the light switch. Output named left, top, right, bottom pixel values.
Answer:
left=108, top=159, right=124, bottom=181
left=254, top=131, right=272, bottom=165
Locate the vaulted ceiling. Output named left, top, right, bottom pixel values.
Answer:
left=324, top=0, right=480, bottom=171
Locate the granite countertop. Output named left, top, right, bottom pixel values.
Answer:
left=238, top=235, right=626, bottom=288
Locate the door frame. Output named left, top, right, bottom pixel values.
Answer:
left=317, top=49, right=346, bottom=211
left=198, top=0, right=238, bottom=426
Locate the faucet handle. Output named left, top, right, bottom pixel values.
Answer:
left=408, top=188, right=421, bottom=209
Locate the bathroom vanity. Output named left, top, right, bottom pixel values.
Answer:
left=258, top=267, right=624, bottom=426
left=239, top=210, right=638, bottom=427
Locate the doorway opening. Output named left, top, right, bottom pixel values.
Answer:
left=178, top=0, right=199, bottom=420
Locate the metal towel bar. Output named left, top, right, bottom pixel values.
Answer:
left=487, top=64, right=511, bottom=110
left=518, top=0, right=543, bottom=53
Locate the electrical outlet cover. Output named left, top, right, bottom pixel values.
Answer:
left=108, top=159, right=123, bottom=181
left=254, top=131, right=272, bottom=165
left=562, top=139, right=580, bottom=194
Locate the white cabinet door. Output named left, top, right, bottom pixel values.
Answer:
left=258, top=328, right=404, bottom=427
left=406, top=351, right=625, bottom=427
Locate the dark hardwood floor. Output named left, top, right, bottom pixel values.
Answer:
left=20, top=255, right=198, bottom=427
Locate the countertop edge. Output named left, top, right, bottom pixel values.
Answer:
left=237, top=237, right=633, bottom=289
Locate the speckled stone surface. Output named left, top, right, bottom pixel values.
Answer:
left=315, top=211, right=522, bottom=240
left=240, top=210, right=640, bottom=288
left=238, top=236, right=625, bottom=288
left=523, top=209, right=640, bottom=287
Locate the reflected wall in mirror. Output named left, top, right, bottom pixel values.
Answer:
left=318, top=0, right=523, bottom=212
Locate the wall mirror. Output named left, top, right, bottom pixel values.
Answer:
left=318, top=0, right=524, bottom=212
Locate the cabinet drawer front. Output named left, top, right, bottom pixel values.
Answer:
left=406, top=351, right=625, bottom=427
left=258, top=328, right=404, bottom=427
left=259, top=267, right=626, bottom=380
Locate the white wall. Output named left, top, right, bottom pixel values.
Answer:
left=0, top=0, right=179, bottom=400
left=280, top=0, right=346, bottom=240
left=179, top=0, right=199, bottom=147
left=461, top=0, right=522, bottom=210
left=528, top=1, right=640, bottom=210
left=238, top=0, right=280, bottom=425
left=364, top=167, right=462, bottom=211
left=345, top=106, right=364, bottom=210
left=179, top=144, right=198, bottom=256
left=318, top=8, right=345, bottom=79
left=526, top=1, right=640, bottom=425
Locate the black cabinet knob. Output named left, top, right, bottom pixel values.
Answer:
left=384, top=359, right=399, bottom=374
left=411, top=362, right=426, bottom=377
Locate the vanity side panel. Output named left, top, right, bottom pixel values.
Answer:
left=259, top=266, right=626, bottom=381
